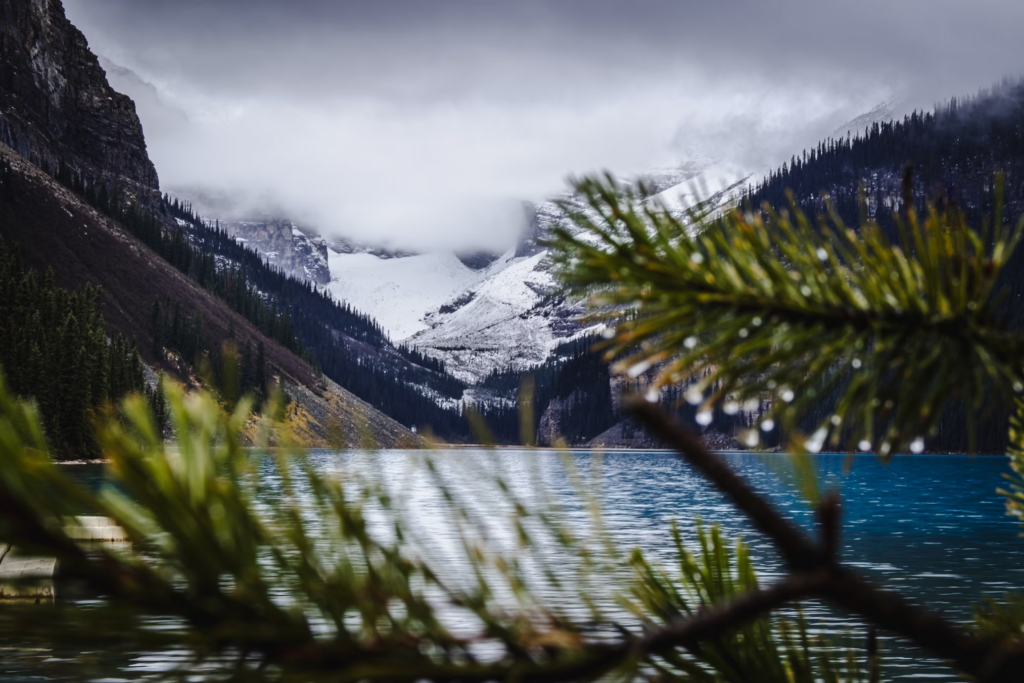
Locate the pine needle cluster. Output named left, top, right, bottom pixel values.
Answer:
left=0, top=377, right=873, bottom=681
left=549, top=173, right=1024, bottom=455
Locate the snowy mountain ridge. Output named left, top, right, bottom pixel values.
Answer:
left=325, top=250, right=484, bottom=341
left=323, top=157, right=758, bottom=384
left=215, top=99, right=898, bottom=387
left=220, top=218, right=330, bottom=284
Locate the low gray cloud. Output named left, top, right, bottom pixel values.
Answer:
left=67, top=0, right=1024, bottom=250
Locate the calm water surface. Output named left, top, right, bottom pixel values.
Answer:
left=2, top=449, right=1019, bottom=681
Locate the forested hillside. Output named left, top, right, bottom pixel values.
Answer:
left=749, top=78, right=1024, bottom=225
left=745, top=78, right=1024, bottom=452
left=158, top=201, right=471, bottom=437
left=0, top=235, right=155, bottom=458
left=37, top=150, right=472, bottom=438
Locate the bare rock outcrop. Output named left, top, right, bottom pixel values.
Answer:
left=219, top=218, right=331, bottom=284
left=0, top=0, right=158, bottom=196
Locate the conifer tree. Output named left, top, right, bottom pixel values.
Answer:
left=151, top=299, right=164, bottom=358
left=0, top=239, right=148, bottom=458
left=256, top=341, right=267, bottom=398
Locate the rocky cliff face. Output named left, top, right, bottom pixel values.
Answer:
left=221, top=218, right=330, bottom=284
left=0, top=0, right=158, bottom=196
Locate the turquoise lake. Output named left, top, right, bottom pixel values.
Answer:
left=1, top=449, right=1019, bottom=681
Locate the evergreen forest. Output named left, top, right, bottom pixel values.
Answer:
left=0, top=238, right=154, bottom=459
left=740, top=78, right=1024, bottom=452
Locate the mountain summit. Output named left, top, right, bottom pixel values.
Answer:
left=0, top=0, right=158, bottom=196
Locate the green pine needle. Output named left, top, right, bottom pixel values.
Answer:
left=550, top=174, right=1024, bottom=455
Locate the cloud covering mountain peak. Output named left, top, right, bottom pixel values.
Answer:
left=67, top=0, right=1024, bottom=251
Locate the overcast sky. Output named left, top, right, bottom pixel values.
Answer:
left=66, top=0, right=1024, bottom=250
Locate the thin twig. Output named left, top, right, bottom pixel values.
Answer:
left=816, top=490, right=841, bottom=561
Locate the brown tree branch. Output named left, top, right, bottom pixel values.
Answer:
left=639, top=570, right=831, bottom=655
left=627, top=398, right=826, bottom=570
left=626, top=398, right=1024, bottom=681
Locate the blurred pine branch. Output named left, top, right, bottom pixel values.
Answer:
left=549, top=172, right=1024, bottom=455
left=0, top=374, right=875, bottom=680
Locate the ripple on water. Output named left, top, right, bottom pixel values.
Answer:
left=13, top=450, right=1020, bottom=682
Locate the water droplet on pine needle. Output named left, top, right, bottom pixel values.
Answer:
left=627, top=360, right=652, bottom=378
left=806, top=427, right=828, bottom=454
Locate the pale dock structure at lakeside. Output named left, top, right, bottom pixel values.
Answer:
left=0, top=516, right=128, bottom=600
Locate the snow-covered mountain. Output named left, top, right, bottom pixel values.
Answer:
left=325, top=246, right=588, bottom=383
left=204, top=100, right=899, bottom=386
left=168, top=188, right=331, bottom=284
left=321, top=154, right=762, bottom=383
left=409, top=250, right=589, bottom=383
left=326, top=251, right=481, bottom=341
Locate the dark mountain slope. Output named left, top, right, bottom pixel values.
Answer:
left=749, top=79, right=1024, bottom=231
left=0, top=144, right=306, bottom=379
left=0, top=0, right=426, bottom=446
left=0, top=142, right=417, bottom=447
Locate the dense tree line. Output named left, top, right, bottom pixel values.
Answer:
left=152, top=297, right=269, bottom=408
left=479, top=337, right=616, bottom=444
left=749, top=78, right=1024, bottom=226
left=476, top=338, right=762, bottom=446
left=0, top=238, right=158, bottom=458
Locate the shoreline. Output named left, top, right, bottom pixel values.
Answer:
left=53, top=447, right=1005, bottom=464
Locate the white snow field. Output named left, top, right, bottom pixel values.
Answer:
left=409, top=251, right=567, bottom=383
left=326, top=246, right=585, bottom=383
left=326, top=250, right=482, bottom=340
